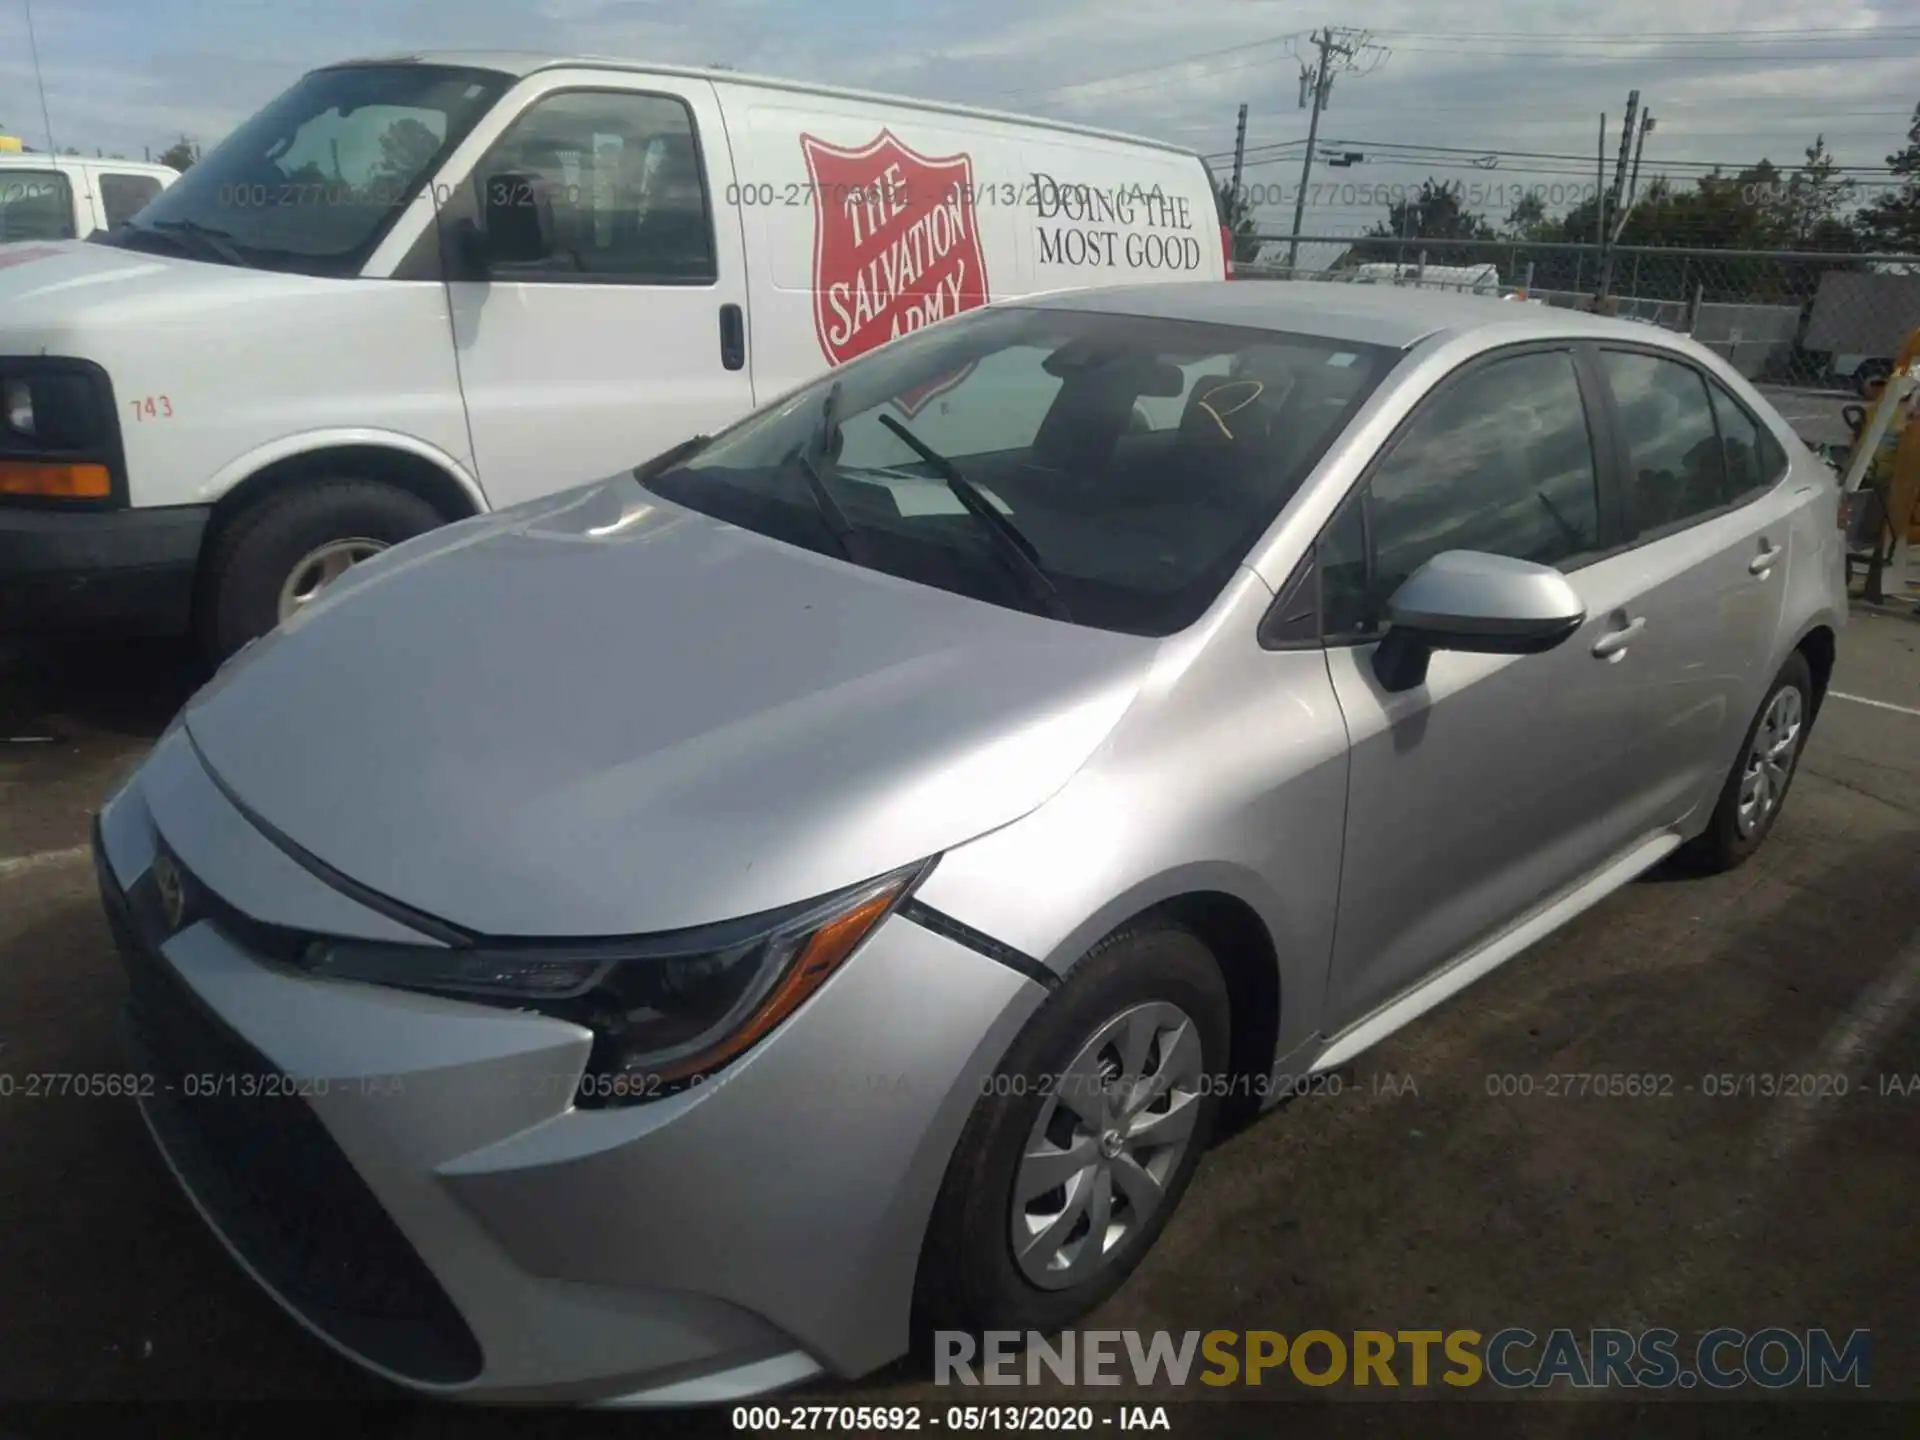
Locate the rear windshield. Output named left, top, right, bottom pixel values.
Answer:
left=646, top=304, right=1397, bottom=637
left=0, top=169, right=74, bottom=242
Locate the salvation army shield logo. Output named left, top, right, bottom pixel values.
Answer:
left=801, top=130, right=991, bottom=413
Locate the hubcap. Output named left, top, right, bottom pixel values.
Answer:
left=276, top=538, right=388, bottom=621
left=1010, top=1001, right=1206, bottom=1290
left=1736, top=684, right=1803, bottom=838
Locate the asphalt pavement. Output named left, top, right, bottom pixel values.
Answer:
left=0, top=613, right=1916, bottom=1433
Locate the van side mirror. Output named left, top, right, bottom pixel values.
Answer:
left=1371, top=550, right=1586, bottom=693
left=477, top=171, right=554, bottom=266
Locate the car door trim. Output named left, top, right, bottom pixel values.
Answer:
left=1311, top=828, right=1682, bottom=1071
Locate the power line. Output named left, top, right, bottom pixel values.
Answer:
left=1383, top=43, right=1920, bottom=62
left=1372, top=24, right=1920, bottom=41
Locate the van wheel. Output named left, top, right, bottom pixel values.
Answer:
left=916, top=922, right=1228, bottom=1336
left=198, top=479, right=445, bottom=665
left=1678, top=652, right=1813, bottom=874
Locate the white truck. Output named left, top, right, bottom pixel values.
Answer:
left=0, top=152, right=180, bottom=242
left=0, top=54, right=1230, bottom=662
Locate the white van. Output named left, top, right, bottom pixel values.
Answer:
left=0, top=153, right=180, bottom=242
left=0, top=54, right=1229, bottom=661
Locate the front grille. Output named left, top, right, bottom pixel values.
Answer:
left=96, top=830, right=484, bottom=1385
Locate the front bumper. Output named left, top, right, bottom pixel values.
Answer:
left=94, top=732, right=1046, bottom=1403
left=0, top=502, right=208, bottom=634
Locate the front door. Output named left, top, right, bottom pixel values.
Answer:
left=441, top=75, right=756, bottom=509
left=1317, top=345, right=1651, bottom=1030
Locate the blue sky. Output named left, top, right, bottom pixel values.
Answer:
left=4, top=0, right=1918, bottom=242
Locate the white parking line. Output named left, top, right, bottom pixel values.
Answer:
left=1830, top=690, right=1920, bottom=720
left=0, top=845, right=89, bottom=880
left=1758, top=932, right=1920, bottom=1165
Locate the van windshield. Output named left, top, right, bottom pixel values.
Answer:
left=645, top=305, right=1397, bottom=637
left=90, top=63, right=511, bottom=277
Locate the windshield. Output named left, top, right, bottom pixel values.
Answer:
left=645, top=305, right=1398, bottom=636
left=0, top=170, right=74, bottom=242
left=91, top=63, right=511, bottom=276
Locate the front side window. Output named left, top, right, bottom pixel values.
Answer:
left=1600, top=349, right=1728, bottom=535
left=466, top=90, right=716, bottom=283
left=90, top=63, right=511, bottom=276
left=0, top=170, right=74, bottom=241
left=645, top=306, right=1397, bottom=636
left=1322, top=348, right=1602, bottom=636
left=97, top=173, right=163, bottom=229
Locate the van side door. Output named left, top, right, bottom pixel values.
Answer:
left=434, top=71, right=755, bottom=508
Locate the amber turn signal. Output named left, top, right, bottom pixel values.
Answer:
left=0, top=460, right=111, bottom=498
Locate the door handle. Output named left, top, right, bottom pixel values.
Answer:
left=1749, top=541, right=1780, bottom=576
left=719, top=303, right=746, bottom=371
left=1592, top=615, right=1646, bottom=659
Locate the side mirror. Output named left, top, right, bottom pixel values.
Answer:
left=1371, top=550, right=1586, bottom=694
left=477, top=171, right=554, bottom=266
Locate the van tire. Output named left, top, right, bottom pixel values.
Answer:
left=915, top=922, right=1229, bottom=1337
left=198, top=479, right=445, bottom=665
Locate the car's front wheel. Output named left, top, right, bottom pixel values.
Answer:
left=916, top=921, right=1230, bottom=1335
left=1681, top=650, right=1814, bottom=873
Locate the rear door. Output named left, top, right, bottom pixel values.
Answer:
left=1319, top=343, right=1653, bottom=1029
left=1584, top=344, right=1798, bottom=832
left=440, top=71, right=756, bottom=508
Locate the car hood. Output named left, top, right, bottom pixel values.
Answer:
left=181, top=476, right=1159, bottom=938
left=0, top=238, right=311, bottom=340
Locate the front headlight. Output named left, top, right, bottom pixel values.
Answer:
left=302, top=860, right=930, bottom=1106
left=0, top=361, right=118, bottom=501
left=2, top=378, right=32, bottom=435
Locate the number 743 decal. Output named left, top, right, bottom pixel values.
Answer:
left=128, top=396, right=173, bottom=421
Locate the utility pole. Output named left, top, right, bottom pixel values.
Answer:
left=1285, top=27, right=1386, bottom=273
left=1594, top=114, right=1607, bottom=249
left=1229, top=102, right=1250, bottom=202
left=23, top=0, right=56, bottom=154
left=1620, top=111, right=1656, bottom=224
left=1597, top=90, right=1641, bottom=302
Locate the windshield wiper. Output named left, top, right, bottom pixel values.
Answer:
left=634, top=432, right=710, bottom=482
left=786, top=381, right=875, bottom=564
left=877, top=413, right=1071, bottom=621
left=144, top=218, right=253, bottom=268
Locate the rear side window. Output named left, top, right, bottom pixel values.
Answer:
left=1707, top=378, right=1787, bottom=500
left=98, top=172, right=163, bottom=228
left=1599, top=350, right=1729, bottom=534
left=0, top=170, right=75, bottom=241
left=1322, top=348, right=1603, bottom=636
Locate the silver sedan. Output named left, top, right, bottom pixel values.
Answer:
left=95, top=280, right=1846, bottom=1403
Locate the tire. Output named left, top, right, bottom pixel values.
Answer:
left=916, top=921, right=1231, bottom=1336
left=1677, top=651, right=1814, bottom=874
left=197, top=479, right=445, bottom=666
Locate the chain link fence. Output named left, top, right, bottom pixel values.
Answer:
left=1236, top=235, right=1920, bottom=396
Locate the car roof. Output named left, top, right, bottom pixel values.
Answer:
left=318, top=52, right=1200, bottom=158
left=1026, top=280, right=1692, bottom=352
left=0, top=154, right=178, bottom=175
